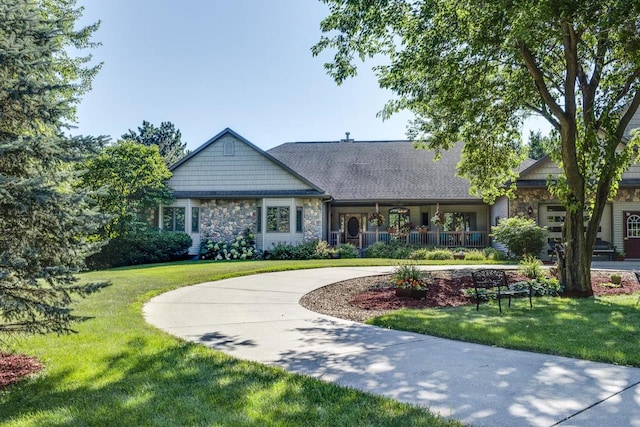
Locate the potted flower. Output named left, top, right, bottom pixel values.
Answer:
left=417, top=225, right=429, bottom=233
left=392, top=263, right=428, bottom=299
left=398, top=221, right=415, bottom=236
left=431, top=212, right=443, bottom=228
left=368, top=211, right=385, bottom=227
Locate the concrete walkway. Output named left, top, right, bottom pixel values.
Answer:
left=144, top=265, right=640, bottom=427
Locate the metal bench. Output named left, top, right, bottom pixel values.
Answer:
left=553, top=241, right=616, bottom=261
left=593, top=239, right=616, bottom=261
left=471, top=269, right=532, bottom=313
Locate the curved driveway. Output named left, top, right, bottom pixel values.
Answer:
left=144, top=266, right=640, bottom=427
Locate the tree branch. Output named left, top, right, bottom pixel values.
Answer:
left=525, top=103, right=561, bottom=130
left=616, top=90, right=640, bottom=140
left=519, top=42, right=566, bottom=122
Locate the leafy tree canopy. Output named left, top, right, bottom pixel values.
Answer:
left=122, top=120, right=188, bottom=167
left=0, top=0, right=107, bottom=337
left=79, top=140, right=174, bottom=239
left=314, top=0, right=640, bottom=294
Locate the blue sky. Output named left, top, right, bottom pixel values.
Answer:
left=74, top=0, right=548, bottom=151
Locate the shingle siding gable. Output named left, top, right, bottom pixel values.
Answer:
left=169, top=133, right=315, bottom=193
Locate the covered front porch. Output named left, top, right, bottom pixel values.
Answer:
left=327, top=202, right=492, bottom=250
left=329, top=229, right=489, bottom=249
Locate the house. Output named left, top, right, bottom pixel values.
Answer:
left=494, top=108, right=640, bottom=259
left=164, top=111, right=640, bottom=258
left=164, top=128, right=500, bottom=255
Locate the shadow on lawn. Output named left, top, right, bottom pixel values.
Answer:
left=0, top=337, right=447, bottom=426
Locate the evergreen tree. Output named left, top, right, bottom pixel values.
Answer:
left=122, top=121, right=188, bottom=167
left=527, top=130, right=558, bottom=160
left=0, top=0, right=107, bottom=336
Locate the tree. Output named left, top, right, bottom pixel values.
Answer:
left=122, top=121, right=188, bottom=167
left=0, top=0, right=107, bottom=336
left=78, top=140, right=174, bottom=239
left=527, top=130, right=557, bottom=161
left=314, top=0, right=640, bottom=295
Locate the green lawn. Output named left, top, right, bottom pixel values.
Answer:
left=1, top=259, right=463, bottom=427
left=369, top=293, right=640, bottom=367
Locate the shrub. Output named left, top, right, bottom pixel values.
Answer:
left=365, top=241, right=393, bottom=258
left=391, top=245, right=413, bottom=259
left=409, top=248, right=431, bottom=260
left=423, top=249, right=454, bottom=260
left=491, top=217, right=547, bottom=258
left=264, top=240, right=336, bottom=260
left=610, top=273, right=622, bottom=285
left=336, top=243, right=359, bottom=258
left=464, top=250, right=485, bottom=261
left=200, top=229, right=257, bottom=261
left=519, top=254, right=544, bottom=279
left=511, top=277, right=563, bottom=296
left=265, top=242, right=295, bottom=260
left=87, top=230, right=192, bottom=269
left=483, top=247, right=508, bottom=261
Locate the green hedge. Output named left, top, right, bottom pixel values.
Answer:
left=87, top=230, right=192, bottom=269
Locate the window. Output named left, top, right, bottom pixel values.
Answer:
left=388, top=207, right=410, bottom=228
left=257, top=207, right=262, bottom=232
left=296, top=206, right=303, bottom=233
left=442, top=212, right=476, bottom=231
left=223, top=140, right=235, bottom=156
left=191, top=207, right=200, bottom=233
left=266, top=207, right=290, bottom=232
left=163, top=207, right=185, bottom=231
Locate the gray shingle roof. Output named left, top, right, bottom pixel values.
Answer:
left=267, top=140, right=480, bottom=202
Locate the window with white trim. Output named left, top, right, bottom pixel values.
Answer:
left=266, top=207, right=290, bottom=232
left=163, top=207, right=185, bottom=231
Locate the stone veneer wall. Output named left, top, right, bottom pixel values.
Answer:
left=613, top=188, right=640, bottom=203
left=303, top=198, right=322, bottom=241
left=200, top=199, right=256, bottom=242
left=510, top=188, right=559, bottom=219
left=514, top=187, right=640, bottom=217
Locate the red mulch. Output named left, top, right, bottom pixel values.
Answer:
left=0, top=352, right=43, bottom=389
left=349, top=270, right=640, bottom=310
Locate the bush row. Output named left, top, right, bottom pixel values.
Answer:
left=87, top=230, right=192, bottom=269
left=263, top=240, right=359, bottom=260
left=364, top=241, right=507, bottom=261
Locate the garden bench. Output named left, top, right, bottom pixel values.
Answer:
left=593, top=239, right=616, bottom=261
left=471, top=269, right=532, bottom=313
left=553, top=240, right=616, bottom=261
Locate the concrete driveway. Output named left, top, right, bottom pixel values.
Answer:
left=144, top=266, right=640, bottom=427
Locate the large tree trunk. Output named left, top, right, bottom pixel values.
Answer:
left=561, top=209, right=593, bottom=297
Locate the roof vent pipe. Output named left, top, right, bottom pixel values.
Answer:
left=341, top=131, right=352, bottom=143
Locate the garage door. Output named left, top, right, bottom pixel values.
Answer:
left=539, top=204, right=611, bottom=259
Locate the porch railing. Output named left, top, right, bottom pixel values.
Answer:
left=330, top=230, right=489, bottom=249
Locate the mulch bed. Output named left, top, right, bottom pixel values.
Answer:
left=0, top=352, right=43, bottom=389
left=349, top=270, right=640, bottom=310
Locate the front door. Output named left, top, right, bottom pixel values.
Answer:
left=344, top=214, right=362, bottom=247
left=624, top=211, right=640, bottom=258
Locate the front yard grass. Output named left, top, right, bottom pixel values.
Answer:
left=1, top=259, right=462, bottom=426
left=369, top=294, right=640, bottom=367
